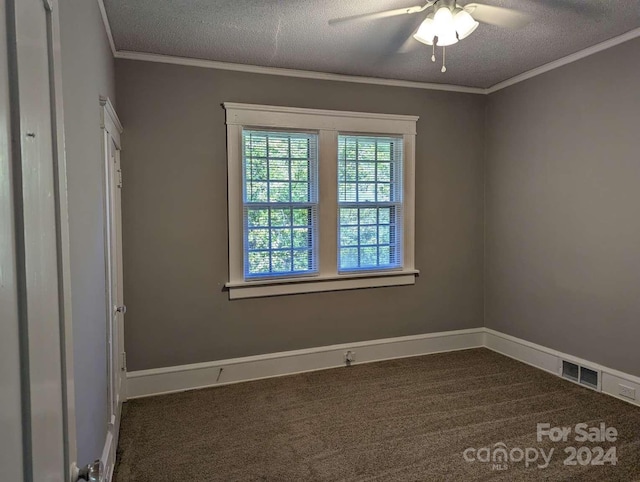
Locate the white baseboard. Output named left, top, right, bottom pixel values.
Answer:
left=484, top=328, right=640, bottom=407
left=126, top=328, right=485, bottom=398
left=100, top=401, right=122, bottom=482
left=126, top=327, right=640, bottom=409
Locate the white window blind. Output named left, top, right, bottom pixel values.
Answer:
left=243, top=129, right=318, bottom=279
left=338, top=135, right=403, bottom=272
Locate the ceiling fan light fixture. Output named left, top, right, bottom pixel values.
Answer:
left=453, top=9, right=479, bottom=40
left=435, top=30, right=458, bottom=47
left=413, top=16, right=436, bottom=45
left=433, top=6, right=454, bottom=37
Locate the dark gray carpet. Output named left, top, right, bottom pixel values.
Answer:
left=114, top=348, right=640, bottom=481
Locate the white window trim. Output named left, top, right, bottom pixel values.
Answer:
left=224, top=103, right=419, bottom=299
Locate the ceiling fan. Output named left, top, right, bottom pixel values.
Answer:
left=328, top=0, right=531, bottom=73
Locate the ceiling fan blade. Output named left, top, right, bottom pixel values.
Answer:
left=328, top=4, right=427, bottom=26
left=397, top=34, right=420, bottom=54
left=394, top=9, right=432, bottom=55
left=463, top=3, right=531, bottom=29
left=528, top=0, right=606, bottom=17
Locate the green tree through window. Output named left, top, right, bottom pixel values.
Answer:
left=338, top=135, right=403, bottom=271
left=243, top=130, right=318, bottom=278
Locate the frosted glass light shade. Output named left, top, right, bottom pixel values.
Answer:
left=433, top=6, right=454, bottom=37
left=436, top=30, right=458, bottom=46
left=454, top=10, right=479, bottom=40
left=413, top=17, right=436, bottom=45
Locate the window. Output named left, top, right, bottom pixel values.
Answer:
left=225, top=103, right=418, bottom=299
left=338, top=135, right=403, bottom=272
left=243, top=130, right=318, bottom=279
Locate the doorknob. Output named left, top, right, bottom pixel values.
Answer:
left=115, top=305, right=127, bottom=314
left=73, top=459, right=102, bottom=481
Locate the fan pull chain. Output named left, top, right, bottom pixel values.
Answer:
left=441, top=46, right=447, bottom=73
left=431, top=43, right=436, bottom=62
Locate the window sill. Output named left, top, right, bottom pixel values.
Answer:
left=225, top=269, right=419, bottom=299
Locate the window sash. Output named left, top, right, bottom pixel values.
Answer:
left=337, top=134, right=404, bottom=273
left=242, top=130, right=318, bottom=279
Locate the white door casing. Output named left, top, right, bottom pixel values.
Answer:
left=101, top=96, right=125, bottom=481
left=5, top=0, right=77, bottom=480
left=0, top=0, right=24, bottom=480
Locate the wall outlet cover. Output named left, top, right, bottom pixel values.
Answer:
left=619, top=384, right=636, bottom=400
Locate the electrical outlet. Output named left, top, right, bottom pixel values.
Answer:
left=619, top=384, right=636, bottom=400
left=344, top=350, right=355, bottom=365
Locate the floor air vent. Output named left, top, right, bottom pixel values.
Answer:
left=562, top=360, right=599, bottom=390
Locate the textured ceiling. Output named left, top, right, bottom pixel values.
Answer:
left=104, top=0, right=640, bottom=89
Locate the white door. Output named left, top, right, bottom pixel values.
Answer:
left=3, top=0, right=81, bottom=480
left=101, top=97, right=125, bottom=476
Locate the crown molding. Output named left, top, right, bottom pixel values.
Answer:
left=486, top=27, right=640, bottom=94
left=113, top=50, right=486, bottom=95
left=97, top=0, right=116, bottom=56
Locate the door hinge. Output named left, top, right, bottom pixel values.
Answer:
left=121, top=352, right=127, bottom=372
left=117, top=169, right=123, bottom=189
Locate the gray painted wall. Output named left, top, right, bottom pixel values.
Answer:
left=60, top=0, right=115, bottom=466
left=486, top=37, right=640, bottom=376
left=115, top=60, right=486, bottom=371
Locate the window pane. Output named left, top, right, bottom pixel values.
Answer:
left=379, top=207, right=391, bottom=224
left=360, top=247, right=378, bottom=266
left=293, top=228, right=309, bottom=248
left=269, top=182, right=290, bottom=202
left=360, top=226, right=377, bottom=245
left=271, top=228, right=292, bottom=249
left=379, top=246, right=390, bottom=265
left=360, top=208, right=377, bottom=225
left=243, top=130, right=318, bottom=279
left=248, top=208, right=269, bottom=227
left=293, top=208, right=310, bottom=226
left=291, top=182, right=309, bottom=202
left=248, top=229, right=269, bottom=250
left=290, top=138, right=309, bottom=159
left=291, top=160, right=308, bottom=181
left=377, top=183, right=391, bottom=202
left=247, top=181, right=268, bottom=202
left=245, top=206, right=317, bottom=277
left=270, top=208, right=291, bottom=227
left=340, top=248, right=358, bottom=269
left=337, top=134, right=403, bottom=272
left=248, top=251, right=270, bottom=275
left=340, top=208, right=358, bottom=226
left=268, top=137, right=289, bottom=158
left=269, top=159, right=290, bottom=181
left=271, top=251, right=292, bottom=273
left=340, top=227, right=358, bottom=246
left=245, top=158, right=267, bottom=181
left=293, top=250, right=311, bottom=271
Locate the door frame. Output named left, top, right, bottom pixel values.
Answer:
left=100, top=95, right=124, bottom=481
left=5, top=0, right=77, bottom=480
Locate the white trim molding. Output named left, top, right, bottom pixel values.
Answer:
left=224, top=102, right=419, bottom=134
left=484, top=329, right=640, bottom=407
left=127, top=328, right=485, bottom=398
left=127, top=327, right=640, bottom=408
left=114, top=51, right=485, bottom=94
left=486, top=27, right=640, bottom=93
left=97, top=0, right=117, bottom=57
